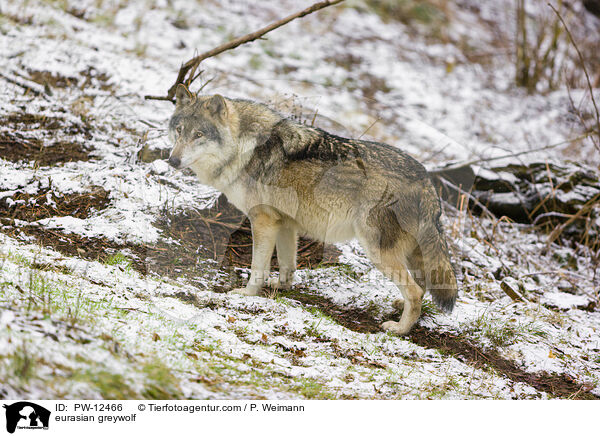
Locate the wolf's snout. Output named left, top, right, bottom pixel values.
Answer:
left=168, top=156, right=181, bottom=168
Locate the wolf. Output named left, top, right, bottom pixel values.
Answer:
left=167, top=84, right=458, bottom=335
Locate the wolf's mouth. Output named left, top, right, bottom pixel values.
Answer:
left=167, top=155, right=181, bottom=168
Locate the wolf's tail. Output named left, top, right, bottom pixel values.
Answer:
left=411, top=195, right=458, bottom=312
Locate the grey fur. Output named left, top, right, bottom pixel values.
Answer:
left=167, top=84, right=458, bottom=335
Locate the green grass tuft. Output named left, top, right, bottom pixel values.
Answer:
left=462, top=313, right=548, bottom=348
left=105, top=252, right=133, bottom=272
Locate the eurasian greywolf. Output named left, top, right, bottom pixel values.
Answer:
left=167, top=84, right=457, bottom=335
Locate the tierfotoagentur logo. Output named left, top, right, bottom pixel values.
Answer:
left=2, top=402, right=50, bottom=434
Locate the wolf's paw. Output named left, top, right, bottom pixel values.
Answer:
left=392, top=299, right=405, bottom=311
left=381, top=321, right=411, bottom=336
left=266, top=277, right=291, bottom=291
left=230, top=287, right=260, bottom=296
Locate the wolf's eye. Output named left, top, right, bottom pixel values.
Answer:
left=196, top=131, right=204, bottom=139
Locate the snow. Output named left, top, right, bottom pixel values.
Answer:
left=0, top=0, right=599, bottom=400
left=541, top=292, right=590, bottom=310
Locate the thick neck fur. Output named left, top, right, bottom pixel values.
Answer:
left=188, top=98, right=282, bottom=193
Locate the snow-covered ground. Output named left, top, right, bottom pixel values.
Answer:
left=0, top=0, right=599, bottom=399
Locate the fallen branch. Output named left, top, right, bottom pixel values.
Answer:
left=500, top=279, right=526, bottom=302
left=545, top=191, right=600, bottom=250
left=145, top=0, right=345, bottom=103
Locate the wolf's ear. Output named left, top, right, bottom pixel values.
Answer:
left=205, top=94, right=228, bottom=118
left=175, top=84, right=194, bottom=108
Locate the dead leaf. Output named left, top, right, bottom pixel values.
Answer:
left=152, top=332, right=160, bottom=342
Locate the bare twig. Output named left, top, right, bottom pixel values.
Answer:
left=433, top=175, right=496, bottom=219
left=549, top=3, right=600, bottom=151
left=145, top=0, right=345, bottom=103
left=358, top=117, right=381, bottom=139
left=428, top=134, right=590, bottom=175
left=532, top=211, right=588, bottom=225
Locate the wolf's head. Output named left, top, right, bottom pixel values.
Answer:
left=167, top=84, right=241, bottom=183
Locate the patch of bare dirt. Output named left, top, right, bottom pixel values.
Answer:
left=28, top=70, right=79, bottom=89
left=0, top=132, right=92, bottom=166
left=0, top=112, right=94, bottom=166
left=409, top=326, right=597, bottom=399
left=276, top=288, right=598, bottom=399
left=0, top=186, right=110, bottom=221
left=25, top=67, right=112, bottom=92
left=79, top=67, right=113, bottom=91
left=0, top=192, right=340, bottom=291
left=2, top=113, right=92, bottom=138
left=0, top=224, right=149, bottom=272
left=157, top=194, right=341, bottom=270
left=278, top=286, right=384, bottom=333
left=1, top=12, right=33, bottom=25
left=0, top=221, right=239, bottom=291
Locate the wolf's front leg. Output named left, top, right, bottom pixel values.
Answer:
left=231, top=211, right=280, bottom=296
left=267, top=224, right=297, bottom=290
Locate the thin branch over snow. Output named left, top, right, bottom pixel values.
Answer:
left=428, top=133, right=590, bottom=175
left=145, top=0, right=345, bottom=103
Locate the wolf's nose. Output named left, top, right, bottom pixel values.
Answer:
left=168, top=156, right=181, bottom=168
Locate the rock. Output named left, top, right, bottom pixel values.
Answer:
left=429, top=164, right=476, bottom=207
left=432, top=161, right=600, bottom=245
left=137, top=143, right=170, bottom=163
left=470, top=162, right=600, bottom=224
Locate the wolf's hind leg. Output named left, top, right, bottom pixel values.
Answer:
left=392, top=299, right=404, bottom=312
left=356, top=197, right=425, bottom=333
left=380, top=264, right=424, bottom=335
left=390, top=248, right=425, bottom=314
left=231, top=210, right=280, bottom=296
left=360, top=239, right=424, bottom=335
left=267, top=223, right=297, bottom=290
